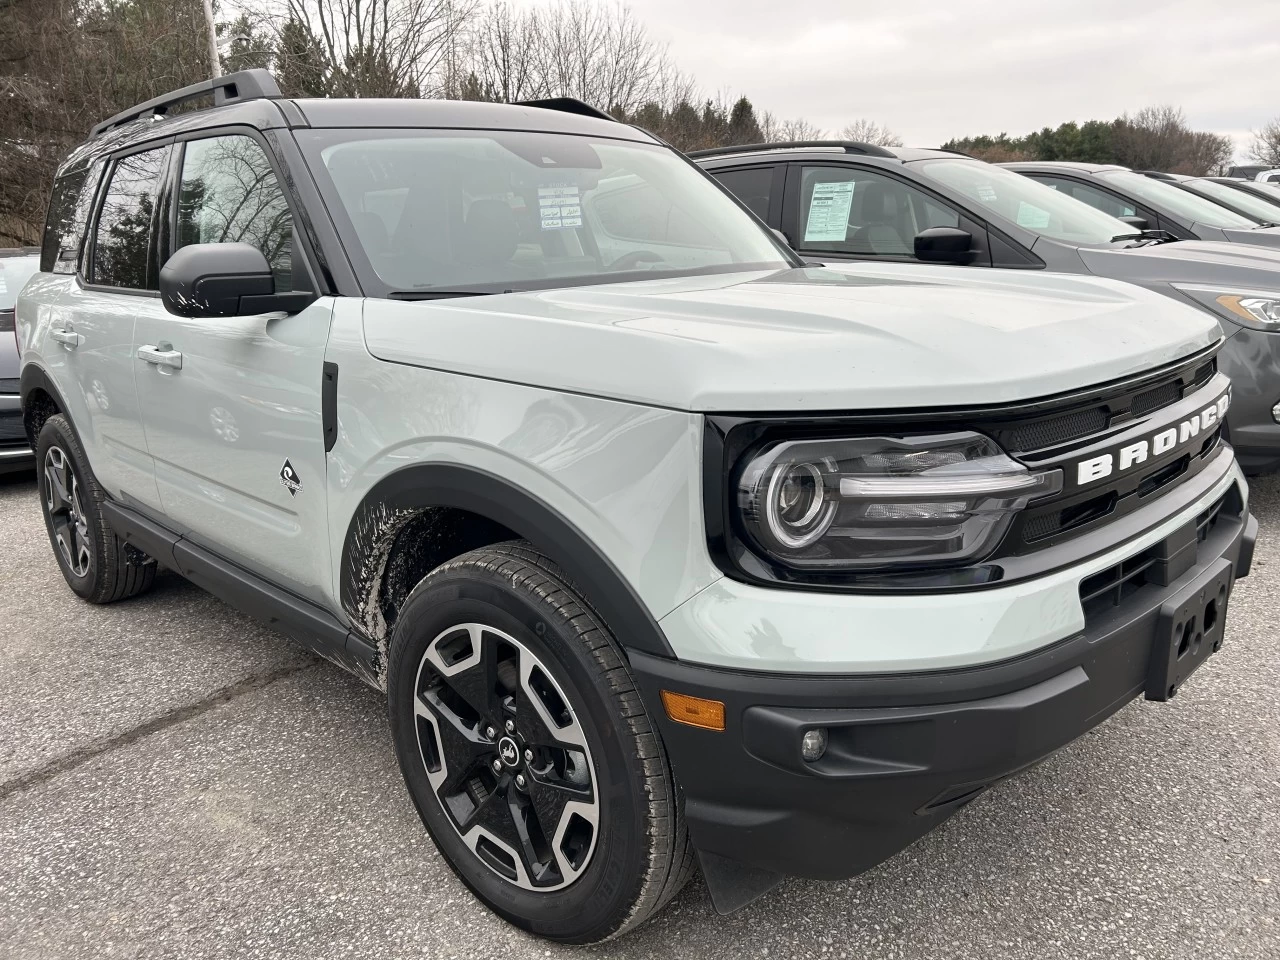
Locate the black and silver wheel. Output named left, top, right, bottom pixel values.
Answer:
left=36, top=414, right=156, bottom=603
left=388, top=542, right=694, bottom=943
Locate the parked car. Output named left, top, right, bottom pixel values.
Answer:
left=1136, top=170, right=1280, bottom=225
left=1207, top=175, right=1280, bottom=211
left=1001, top=160, right=1280, bottom=248
left=695, top=143, right=1280, bottom=474
left=1, top=247, right=40, bottom=474
left=19, top=73, right=1256, bottom=943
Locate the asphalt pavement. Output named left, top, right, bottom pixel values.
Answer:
left=1, top=470, right=1277, bottom=960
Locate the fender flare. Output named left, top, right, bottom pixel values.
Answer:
left=19, top=363, right=71, bottom=444
left=339, top=463, right=677, bottom=659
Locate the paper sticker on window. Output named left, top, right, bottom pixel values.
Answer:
left=539, top=185, right=581, bottom=230
left=1016, top=201, right=1051, bottom=229
left=976, top=185, right=998, bottom=203
left=804, top=180, right=856, bottom=242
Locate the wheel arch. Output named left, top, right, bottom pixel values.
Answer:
left=19, top=363, right=69, bottom=448
left=339, top=463, right=678, bottom=660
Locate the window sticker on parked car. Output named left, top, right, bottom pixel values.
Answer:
left=976, top=184, right=998, bottom=203
left=1016, top=201, right=1052, bottom=229
left=804, top=180, right=855, bottom=242
left=538, top=185, right=583, bottom=230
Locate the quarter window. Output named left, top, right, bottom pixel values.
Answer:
left=41, top=161, right=103, bottom=275
left=796, top=166, right=960, bottom=258
left=176, top=135, right=298, bottom=290
left=91, top=148, right=167, bottom=290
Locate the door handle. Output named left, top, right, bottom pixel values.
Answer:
left=137, top=343, right=183, bottom=371
left=50, top=327, right=82, bottom=348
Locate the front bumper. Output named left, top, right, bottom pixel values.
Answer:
left=0, top=394, right=33, bottom=475
left=631, top=476, right=1255, bottom=895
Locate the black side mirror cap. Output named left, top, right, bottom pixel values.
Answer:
left=159, top=242, right=316, bottom=318
left=1118, top=215, right=1149, bottom=230
left=914, top=227, right=975, bottom=265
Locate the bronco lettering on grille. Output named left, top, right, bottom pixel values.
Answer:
left=1076, top=391, right=1230, bottom=486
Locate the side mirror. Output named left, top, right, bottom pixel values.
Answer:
left=1118, top=215, right=1149, bottom=231
left=159, top=242, right=314, bottom=318
left=914, top=227, right=975, bottom=265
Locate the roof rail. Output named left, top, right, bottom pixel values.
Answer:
left=515, top=97, right=617, bottom=123
left=687, top=140, right=898, bottom=160
left=1135, top=170, right=1177, bottom=180
left=89, top=69, right=282, bottom=139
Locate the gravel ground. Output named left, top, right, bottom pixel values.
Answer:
left=1, top=470, right=1277, bottom=960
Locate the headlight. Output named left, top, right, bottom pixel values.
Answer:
left=1173, top=284, right=1280, bottom=331
left=736, top=432, right=1061, bottom=571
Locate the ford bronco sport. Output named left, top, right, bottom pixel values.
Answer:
left=18, top=72, right=1257, bottom=943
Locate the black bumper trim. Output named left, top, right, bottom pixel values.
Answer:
left=632, top=489, right=1254, bottom=885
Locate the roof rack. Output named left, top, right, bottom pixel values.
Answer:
left=687, top=140, right=898, bottom=160
left=1135, top=170, right=1178, bottom=180
left=514, top=97, right=617, bottom=123
left=89, top=69, right=282, bottom=139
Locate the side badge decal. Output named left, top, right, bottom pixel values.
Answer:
left=280, top=459, right=302, bottom=496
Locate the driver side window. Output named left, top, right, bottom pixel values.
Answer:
left=794, top=166, right=959, bottom=259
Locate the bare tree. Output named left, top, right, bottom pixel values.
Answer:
left=839, top=119, right=903, bottom=146
left=1250, top=118, right=1280, bottom=168
left=776, top=118, right=825, bottom=142
left=280, top=0, right=476, bottom=97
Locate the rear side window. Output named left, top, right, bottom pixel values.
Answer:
left=40, top=163, right=102, bottom=274
left=712, top=166, right=777, bottom=222
left=91, top=147, right=169, bottom=290
left=176, top=135, right=300, bottom=291
left=1028, top=176, right=1137, bottom=218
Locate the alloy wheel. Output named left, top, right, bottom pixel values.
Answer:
left=43, top=445, right=91, bottom=578
left=413, top=622, right=600, bottom=891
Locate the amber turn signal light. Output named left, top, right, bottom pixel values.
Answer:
left=660, top=690, right=725, bottom=731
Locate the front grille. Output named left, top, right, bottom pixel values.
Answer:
left=1132, top=379, right=1182, bottom=417
left=1078, top=488, right=1232, bottom=621
left=1010, top=407, right=1108, bottom=452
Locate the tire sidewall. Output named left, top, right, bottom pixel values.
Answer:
left=35, top=415, right=101, bottom=598
left=388, top=570, right=650, bottom=942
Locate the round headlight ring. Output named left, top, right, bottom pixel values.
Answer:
left=764, top=461, right=835, bottom=549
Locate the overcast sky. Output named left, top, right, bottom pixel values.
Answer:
left=513, top=0, right=1280, bottom=159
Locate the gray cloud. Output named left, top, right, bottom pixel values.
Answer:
left=514, top=0, right=1280, bottom=157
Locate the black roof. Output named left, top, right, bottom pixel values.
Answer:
left=59, top=69, right=653, bottom=178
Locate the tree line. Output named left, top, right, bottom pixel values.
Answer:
left=941, top=107, right=1236, bottom=176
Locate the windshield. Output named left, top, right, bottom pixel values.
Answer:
left=1188, top=178, right=1280, bottom=223
left=298, top=129, right=793, bottom=295
left=1097, top=170, right=1258, bottom=229
left=914, top=159, right=1135, bottom=245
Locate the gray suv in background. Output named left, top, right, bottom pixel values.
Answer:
left=1, top=247, right=40, bottom=474
left=695, top=144, right=1280, bottom=473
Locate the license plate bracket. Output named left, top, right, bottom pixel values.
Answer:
left=1146, top=557, right=1233, bottom=702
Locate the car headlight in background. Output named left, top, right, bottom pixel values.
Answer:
left=1173, top=284, right=1280, bottom=331
left=736, top=432, right=1061, bottom=571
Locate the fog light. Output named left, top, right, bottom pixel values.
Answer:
left=800, top=728, right=828, bottom=762
left=1272, top=401, right=1280, bottom=424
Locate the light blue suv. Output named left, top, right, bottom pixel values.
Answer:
left=18, top=72, right=1257, bottom=942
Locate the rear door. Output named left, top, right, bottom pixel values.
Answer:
left=131, top=129, right=334, bottom=603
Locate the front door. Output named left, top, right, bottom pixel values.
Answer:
left=132, top=131, right=334, bottom=604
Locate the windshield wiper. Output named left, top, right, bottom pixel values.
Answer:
left=388, top=290, right=505, bottom=301
left=1111, top=229, right=1180, bottom=246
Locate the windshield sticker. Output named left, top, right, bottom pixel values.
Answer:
left=804, top=180, right=855, bottom=242
left=976, top=185, right=998, bottom=203
left=538, top=185, right=582, bottom=230
left=1016, top=202, right=1052, bottom=229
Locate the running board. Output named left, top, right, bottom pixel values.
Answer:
left=100, top=500, right=381, bottom=686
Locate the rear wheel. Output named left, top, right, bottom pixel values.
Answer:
left=36, top=414, right=156, bottom=603
left=387, top=542, right=693, bottom=943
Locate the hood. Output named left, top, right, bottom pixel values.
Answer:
left=1220, top=225, right=1280, bottom=248
left=1081, top=239, right=1280, bottom=291
left=361, top=265, right=1221, bottom=412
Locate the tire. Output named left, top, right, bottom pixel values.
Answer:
left=387, top=541, right=695, bottom=944
left=35, top=414, right=157, bottom=603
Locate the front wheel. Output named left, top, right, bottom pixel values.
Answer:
left=386, top=542, right=693, bottom=943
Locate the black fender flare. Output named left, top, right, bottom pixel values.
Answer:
left=339, top=463, right=678, bottom=659
left=19, top=362, right=71, bottom=444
